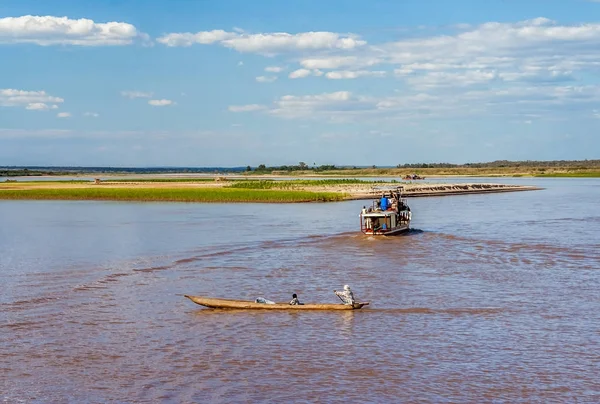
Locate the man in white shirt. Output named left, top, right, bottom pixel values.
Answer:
left=334, top=285, right=356, bottom=305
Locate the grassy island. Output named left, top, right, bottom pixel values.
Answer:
left=0, top=177, right=540, bottom=203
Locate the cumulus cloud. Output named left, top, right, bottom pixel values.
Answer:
left=157, top=30, right=366, bottom=54
left=121, top=90, right=153, bottom=99
left=57, top=112, right=71, bottom=118
left=380, top=17, right=600, bottom=88
left=228, top=104, right=267, bottom=112
left=241, top=17, right=600, bottom=90
left=148, top=99, right=173, bottom=106
left=256, top=76, right=277, bottom=83
left=0, top=88, right=64, bottom=109
left=0, top=15, right=146, bottom=46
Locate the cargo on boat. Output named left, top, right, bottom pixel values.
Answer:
left=184, top=295, right=369, bottom=310
left=360, top=186, right=412, bottom=236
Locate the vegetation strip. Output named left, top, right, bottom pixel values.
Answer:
left=0, top=187, right=344, bottom=203
left=225, top=179, right=400, bottom=189
left=534, top=172, right=600, bottom=178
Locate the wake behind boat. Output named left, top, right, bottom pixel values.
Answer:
left=184, top=295, right=369, bottom=310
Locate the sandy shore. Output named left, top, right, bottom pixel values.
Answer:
left=312, top=183, right=542, bottom=199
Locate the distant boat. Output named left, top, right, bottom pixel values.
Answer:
left=184, top=295, right=369, bottom=310
left=360, top=186, right=412, bottom=236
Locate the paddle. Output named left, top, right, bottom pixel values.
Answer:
left=334, top=290, right=347, bottom=304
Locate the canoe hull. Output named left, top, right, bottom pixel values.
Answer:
left=184, top=295, right=369, bottom=310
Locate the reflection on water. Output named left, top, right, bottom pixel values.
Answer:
left=1, top=178, right=600, bottom=402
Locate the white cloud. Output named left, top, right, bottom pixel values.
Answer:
left=148, top=99, right=173, bottom=106
left=157, top=30, right=366, bottom=54
left=157, top=29, right=235, bottom=47
left=381, top=17, right=600, bottom=88
left=325, top=70, right=386, bottom=79
left=25, top=102, right=58, bottom=111
left=404, top=70, right=499, bottom=89
left=265, top=66, right=284, bottom=73
left=228, top=104, right=267, bottom=112
left=57, top=112, right=71, bottom=118
left=84, top=112, right=99, bottom=117
left=0, top=15, right=145, bottom=46
left=0, top=89, right=64, bottom=109
left=229, top=83, right=600, bottom=123
left=256, top=76, right=277, bottom=83
left=300, top=56, right=380, bottom=70
left=121, top=90, right=153, bottom=99
left=268, top=91, right=373, bottom=119
left=289, top=69, right=312, bottom=79
left=241, top=17, right=600, bottom=88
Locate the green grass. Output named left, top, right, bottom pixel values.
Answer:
left=2, top=180, right=90, bottom=184
left=3, top=178, right=217, bottom=184
left=101, top=178, right=216, bottom=183
left=535, top=172, right=600, bottom=178
left=226, top=179, right=400, bottom=189
left=0, top=187, right=345, bottom=203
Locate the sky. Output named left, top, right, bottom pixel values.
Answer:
left=1, top=0, right=600, bottom=167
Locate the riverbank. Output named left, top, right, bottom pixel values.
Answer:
left=0, top=179, right=540, bottom=202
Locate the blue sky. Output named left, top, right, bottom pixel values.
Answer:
left=1, top=0, right=600, bottom=167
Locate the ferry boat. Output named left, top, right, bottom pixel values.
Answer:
left=360, top=186, right=411, bottom=236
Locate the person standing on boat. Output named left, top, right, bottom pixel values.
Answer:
left=334, top=285, right=356, bottom=305
left=289, top=293, right=302, bottom=305
left=380, top=194, right=389, bottom=211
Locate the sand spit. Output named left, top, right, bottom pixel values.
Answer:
left=334, top=183, right=542, bottom=200
left=0, top=179, right=541, bottom=201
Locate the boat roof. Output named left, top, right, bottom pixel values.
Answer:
left=362, top=211, right=397, bottom=217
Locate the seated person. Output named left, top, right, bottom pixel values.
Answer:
left=289, top=293, right=302, bottom=305
left=372, top=220, right=381, bottom=231
left=334, top=285, right=356, bottom=305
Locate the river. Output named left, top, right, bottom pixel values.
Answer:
left=1, top=178, right=599, bottom=403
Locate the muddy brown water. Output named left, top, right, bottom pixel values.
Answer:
left=1, top=178, right=599, bottom=403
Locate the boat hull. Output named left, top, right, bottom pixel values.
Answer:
left=362, top=223, right=410, bottom=236
left=184, top=295, right=369, bottom=310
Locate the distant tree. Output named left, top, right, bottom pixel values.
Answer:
left=372, top=165, right=377, bottom=169
left=298, top=161, right=308, bottom=170
left=246, top=165, right=252, bottom=172
left=257, top=164, right=266, bottom=171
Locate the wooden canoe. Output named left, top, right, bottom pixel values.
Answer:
left=184, top=295, right=369, bottom=310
